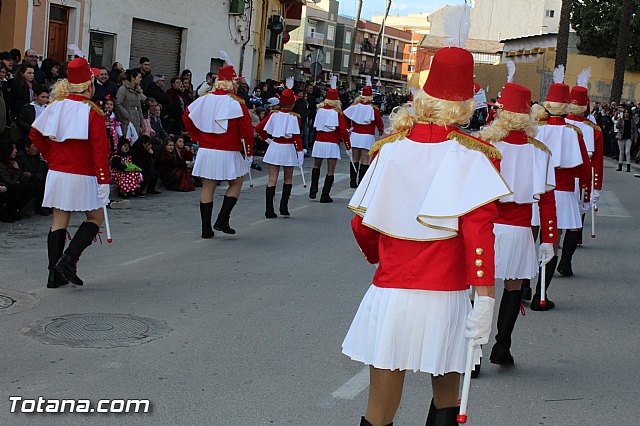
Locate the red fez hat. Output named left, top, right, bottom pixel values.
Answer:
left=498, top=83, right=531, bottom=114
left=473, top=82, right=481, bottom=93
left=327, top=88, right=339, bottom=101
left=218, top=65, right=237, bottom=82
left=280, top=89, right=295, bottom=107
left=570, top=86, right=589, bottom=106
left=546, top=83, right=570, bottom=104
left=423, top=47, right=474, bottom=101
left=67, top=58, right=100, bottom=86
left=362, top=86, right=373, bottom=97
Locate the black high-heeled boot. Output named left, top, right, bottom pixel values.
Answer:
left=558, top=231, right=580, bottom=276
left=47, top=229, right=69, bottom=288
left=490, top=288, right=522, bottom=365
left=265, top=186, right=277, bottom=219
left=531, top=256, right=558, bottom=311
left=350, top=162, right=359, bottom=188
left=425, top=399, right=459, bottom=426
left=521, top=279, right=532, bottom=301
left=358, top=164, right=369, bottom=185
left=55, top=222, right=100, bottom=286
left=213, top=195, right=238, bottom=234
left=279, top=183, right=292, bottom=216
left=199, top=202, right=214, bottom=238
left=309, top=168, right=320, bottom=199
left=320, top=175, right=335, bottom=203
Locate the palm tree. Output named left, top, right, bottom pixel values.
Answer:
left=554, top=0, right=573, bottom=69
left=611, top=0, right=636, bottom=103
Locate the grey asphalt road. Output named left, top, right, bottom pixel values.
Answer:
left=1, top=149, right=639, bottom=426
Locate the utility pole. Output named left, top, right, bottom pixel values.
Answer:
left=345, top=0, right=363, bottom=90
left=374, top=0, right=392, bottom=88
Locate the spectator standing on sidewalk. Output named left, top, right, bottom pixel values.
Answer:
left=616, top=109, right=636, bottom=172
left=92, top=68, right=117, bottom=103
left=115, top=69, right=146, bottom=138
left=165, top=77, right=188, bottom=134
left=134, top=57, right=153, bottom=94
left=22, top=50, right=45, bottom=84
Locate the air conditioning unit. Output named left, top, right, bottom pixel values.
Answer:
left=229, top=0, right=245, bottom=15
left=267, top=15, right=285, bottom=54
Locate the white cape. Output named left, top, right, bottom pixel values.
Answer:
left=31, top=99, right=90, bottom=142
left=188, top=93, right=243, bottom=134
left=344, top=103, right=375, bottom=125
left=314, top=108, right=339, bottom=132
left=263, top=111, right=300, bottom=138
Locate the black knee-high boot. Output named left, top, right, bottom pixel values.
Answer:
left=200, top=201, right=214, bottom=238
left=531, top=256, right=558, bottom=311
left=55, top=222, right=100, bottom=286
left=309, top=168, right=320, bottom=199
left=360, top=417, right=393, bottom=426
left=558, top=231, right=580, bottom=276
left=279, top=183, right=292, bottom=216
left=265, top=186, right=277, bottom=218
left=358, top=164, right=369, bottom=185
left=320, top=175, right=335, bottom=203
left=213, top=195, right=238, bottom=234
left=490, top=288, right=522, bottom=365
left=350, top=162, right=359, bottom=188
left=425, top=399, right=459, bottom=426
left=521, top=278, right=532, bottom=301
left=47, top=229, right=69, bottom=288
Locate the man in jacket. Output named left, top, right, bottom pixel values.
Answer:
left=92, top=68, right=118, bottom=103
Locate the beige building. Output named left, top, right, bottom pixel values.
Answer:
left=371, top=13, right=431, bottom=34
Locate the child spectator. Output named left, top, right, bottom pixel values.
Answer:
left=103, top=95, right=123, bottom=155
left=156, top=138, right=192, bottom=192
left=0, top=143, right=33, bottom=222
left=17, top=86, right=49, bottom=143
left=15, top=139, right=49, bottom=215
left=111, top=138, right=144, bottom=198
left=131, top=135, right=160, bottom=194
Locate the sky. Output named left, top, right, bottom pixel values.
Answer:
left=337, top=0, right=468, bottom=20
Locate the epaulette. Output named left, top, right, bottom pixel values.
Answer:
left=527, top=137, right=552, bottom=156
left=566, top=123, right=582, bottom=136
left=368, top=131, right=408, bottom=156
left=372, top=105, right=380, bottom=110
left=537, top=120, right=548, bottom=126
left=447, top=130, right=502, bottom=160
left=583, top=120, right=602, bottom=132
left=229, top=93, right=246, bottom=104
left=332, top=106, right=344, bottom=116
left=289, top=111, right=301, bottom=119
left=83, top=100, right=105, bottom=116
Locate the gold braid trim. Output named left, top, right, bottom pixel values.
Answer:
left=538, top=120, right=548, bottom=125
left=332, top=106, right=344, bottom=116
left=290, top=112, right=301, bottom=119
left=368, top=131, right=408, bottom=156
left=566, top=123, right=582, bottom=136
left=229, top=94, right=246, bottom=104
left=83, top=99, right=105, bottom=116
left=528, top=137, right=551, bottom=156
left=447, top=131, right=503, bottom=160
left=583, top=120, right=602, bottom=132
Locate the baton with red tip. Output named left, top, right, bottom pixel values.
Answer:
left=293, top=144, right=307, bottom=188
left=457, top=339, right=477, bottom=424
left=102, top=204, right=112, bottom=243
left=540, top=260, right=547, bottom=308
left=591, top=168, right=596, bottom=238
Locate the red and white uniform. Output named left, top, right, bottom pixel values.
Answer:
left=567, top=114, right=604, bottom=191
left=533, top=117, right=591, bottom=229
left=183, top=90, right=254, bottom=181
left=343, top=101, right=384, bottom=150
left=311, top=105, right=351, bottom=159
left=30, top=94, right=110, bottom=212
left=492, top=131, right=557, bottom=279
left=256, top=108, right=303, bottom=167
left=342, top=124, right=511, bottom=374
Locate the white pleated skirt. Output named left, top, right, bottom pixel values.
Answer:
left=193, top=148, right=249, bottom=181
left=311, top=141, right=341, bottom=159
left=342, top=285, right=481, bottom=375
left=43, top=170, right=102, bottom=212
left=350, top=132, right=376, bottom=150
left=555, top=190, right=582, bottom=229
left=531, top=203, right=540, bottom=226
left=494, top=223, right=538, bottom=280
left=263, top=141, right=298, bottom=167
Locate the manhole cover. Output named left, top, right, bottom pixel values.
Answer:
left=0, top=295, right=16, bottom=309
left=23, top=314, right=170, bottom=348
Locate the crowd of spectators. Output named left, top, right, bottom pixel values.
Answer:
left=590, top=101, right=640, bottom=163
left=0, top=47, right=412, bottom=222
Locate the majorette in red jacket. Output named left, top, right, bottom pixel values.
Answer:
left=348, top=102, right=384, bottom=136
left=314, top=105, right=352, bottom=149
left=255, top=108, right=303, bottom=151
left=567, top=114, right=604, bottom=191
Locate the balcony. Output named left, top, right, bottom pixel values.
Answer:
left=384, top=49, right=405, bottom=60
left=305, top=32, right=325, bottom=46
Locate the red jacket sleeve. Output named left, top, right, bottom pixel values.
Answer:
left=89, top=110, right=110, bottom=184
left=29, top=128, right=51, bottom=160
left=459, top=201, right=498, bottom=286
left=593, top=129, right=604, bottom=190
left=373, top=107, right=384, bottom=135
left=255, top=113, right=271, bottom=142
left=576, top=133, right=592, bottom=202
left=240, top=103, right=254, bottom=156
left=294, top=116, right=303, bottom=151
left=338, top=112, right=351, bottom=150
left=351, top=215, right=380, bottom=264
left=539, top=190, right=558, bottom=244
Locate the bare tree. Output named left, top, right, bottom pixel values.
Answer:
left=610, top=0, right=636, bottom=102
left=345, top=0, right=363, bottom=90
left=555, top=0, right=573, bottom=69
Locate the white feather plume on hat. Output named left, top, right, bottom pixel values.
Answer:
left=68, top=44, right=85, bottom=58
left=553, top=65, right=565, bottom=84
left=506, top=61, right=516, bottom=83
left=219, top=50, right=234, bottom=67
left=330, top=74, right=337, bottom=89
left=576, top=67, right=591, bottom=88
left=285, top=76, right=295, bottom=90
left=365, top=75, right=372, bottom=87
left=443, top=4, right=471, bottom=48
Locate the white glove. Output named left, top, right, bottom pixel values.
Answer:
left=464, top=296, right=495, bottom=347
left=346, top=149, right=352, bottom=159
left=538, top=243, right=555, bottom=266
left=97, top=184, right=110, bottom=204
left=244, top=156, right=254, bottom=167
left=297, top=151, right=305, bottom=166
left=266, top=138, right=274, bottom=145
left=579, top=200, right=591, bottom=214
left=591, top=189, right=600, bottom=206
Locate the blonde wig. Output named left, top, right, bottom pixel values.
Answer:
left=531, top=103, right=549, bottom=124
left=213, top=80, right=235, bottom=92
left=543, top=101, right=568, bottom=116
left=50, top=78, right=92, bottom=100
left=318, top=99, right=342, bottom=109
left=478, top=109, right=537, bottom=142
left=568, top=103, right=587, bottom=115
left=352, top=95, right=373, bottom=105
left=389, top=89, right=476, bottom=133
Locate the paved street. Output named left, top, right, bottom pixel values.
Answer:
left=1, top=153, right=639, bottom=426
